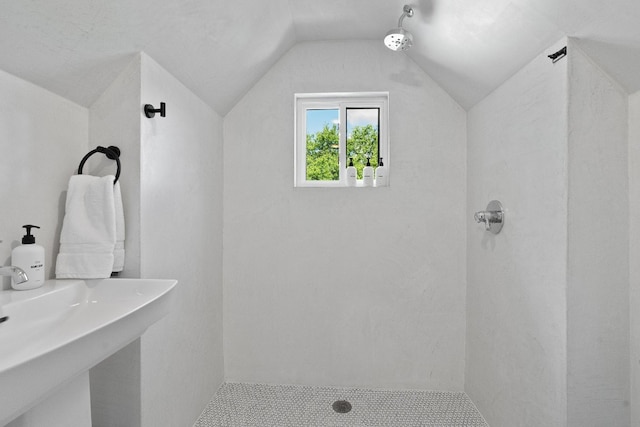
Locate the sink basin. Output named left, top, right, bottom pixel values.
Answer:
left=0, top=278, right=177, bottom=425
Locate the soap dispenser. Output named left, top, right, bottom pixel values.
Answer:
left=362, top=156, right=374, bottom=187
left=346, top=157, right=357, bottom=187
left=375, top=157, right=388, bottom=187
left=11, top=225, right=45, bottom=290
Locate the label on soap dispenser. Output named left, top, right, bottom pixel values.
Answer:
left=375, top=166, right=387, bottom=187
left=362, top=167, right=373, bottom=186
left=346, top=167, right=357, bottom=187
left=12, top=244, right=45, bottom=290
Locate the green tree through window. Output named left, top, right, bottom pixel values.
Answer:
left=306, top=123, right=378, bottom=180
left=306, top=123, right=340, bottom=180
left=347, top=124, right=378, bottom=179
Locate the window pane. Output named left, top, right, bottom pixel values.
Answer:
left=306, top=109, right=340, bottom=181
left=346, top=108, right=379, bottom=179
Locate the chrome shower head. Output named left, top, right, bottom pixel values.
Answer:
left=384, top=27, right=413, bottom=51
left=384, top=5, right=414, bottom=51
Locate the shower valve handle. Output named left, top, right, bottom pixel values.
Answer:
left=474, top=211, right=490, bottom=230
left=474, top=201, right=504, bottom=234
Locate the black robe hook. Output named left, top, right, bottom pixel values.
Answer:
left=144, top=102, right=166, bottom=118
left=548, top=46, right=567, bottom=64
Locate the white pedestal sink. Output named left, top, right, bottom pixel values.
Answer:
left=0, top=278, right=177, bottom=426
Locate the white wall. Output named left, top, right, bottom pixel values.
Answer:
left=88, top=55, right=143, bottom=427
left=223, top=40, right=467, bottom=390
left=88, top=53, right=225, bottom=427
left=139, top=53, right=224, bottom=427
left=89, top=56, right=143, bottom=279
left=630, top=89, right=640, bottom=427
left=0, top=69, right=88, bottom=289
left=466, top=38, right=569, bottom=427
left=467, top=38, right=631, bottom=427
left=566, top=41, right=629, bottom=427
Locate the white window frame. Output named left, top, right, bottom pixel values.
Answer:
left=294, top=92, right=389, bottom=187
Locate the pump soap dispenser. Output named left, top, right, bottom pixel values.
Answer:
left=375, top=157, right=388, bottom=187
left=12, top=225, right=45, bottom=290
left=362, top=156, right=374, bottom=187
left=346, top=157, right=357, bottom=187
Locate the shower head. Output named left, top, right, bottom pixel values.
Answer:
left=384, top=27, right=413, bottom=51
left=384, top=5, right=414, bottom=51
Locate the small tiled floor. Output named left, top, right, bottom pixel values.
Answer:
left=194, top=383, right=488, bottom=427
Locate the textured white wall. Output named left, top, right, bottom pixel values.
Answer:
left=223, top=40, right=467, bottom=390
left=466, top=38, right=569, bottom=427
left=88, top=53, right=225, bottom=427
left=566, top=42, right=629, bottom=427
left=467, top=38, right=631, bottom=427
left=139, top=53, right=224, bottom=427
left=89, top=56, right=143, bottom=279
left=88, top=55, right=143, bottom=427
left=0, top=69, right=88, bottom=290
left=630, top=89, right=640, bottom=427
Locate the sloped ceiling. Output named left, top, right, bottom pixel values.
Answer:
left=0, top=0, right=639, bottom=116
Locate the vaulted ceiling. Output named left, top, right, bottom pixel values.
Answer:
left=1, top=0, right=639, bottom=116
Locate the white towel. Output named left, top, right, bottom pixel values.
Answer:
left=112, top=182, right=125, bottom=272
left=56, top=175, right=117, bottom=279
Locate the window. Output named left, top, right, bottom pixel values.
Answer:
left=294, top=92, right=389, bottom=187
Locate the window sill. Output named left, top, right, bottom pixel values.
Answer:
left=295, top=180, right=389, bottom=188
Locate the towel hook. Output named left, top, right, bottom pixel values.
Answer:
left=144, top=102, right=166, bottom=118
left=78, top=146, right=121, bottom=184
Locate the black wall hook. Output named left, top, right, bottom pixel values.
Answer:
left=548, top=46, right=567, bottom=64
left=144, top=102, right=166, bottom=118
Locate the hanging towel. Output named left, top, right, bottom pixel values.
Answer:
left=55, top=175, right=117, bottom=279
left=112, top=181, right=125, bottom=272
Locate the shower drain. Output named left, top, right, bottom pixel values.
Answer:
left=332, top=400, right=352, bottom=414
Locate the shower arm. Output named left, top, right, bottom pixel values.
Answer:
left=397, top=5, right=414, bottom=27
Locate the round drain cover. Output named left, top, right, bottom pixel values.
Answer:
left=332, top=400, right=352, bottom=413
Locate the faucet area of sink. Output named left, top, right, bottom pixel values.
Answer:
left=0, top=278, right=177, bottom=426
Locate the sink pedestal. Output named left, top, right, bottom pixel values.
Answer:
left=0, top=278, right=177, bottom=426
left=5, top=371, right=91, bottom=427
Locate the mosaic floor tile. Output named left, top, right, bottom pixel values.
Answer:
left=194, top=383, right=488, bottom=427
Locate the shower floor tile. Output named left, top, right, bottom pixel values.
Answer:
left=194, top=383, right=488, bottom=427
